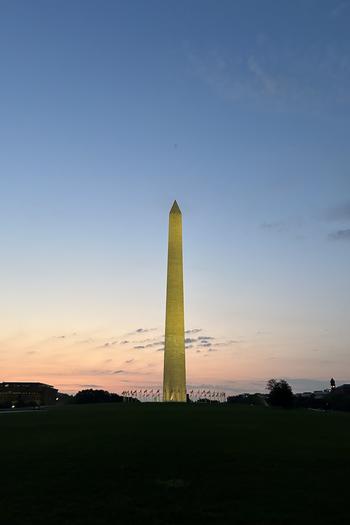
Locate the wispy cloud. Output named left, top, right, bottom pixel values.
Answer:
left=188, top=49, right=255, bottom=103
left=144, top=341, right=164, bottom=348
left=113, top=369, right=152, bottom=377
left=79, top=384, right=102, bottom=388
left=187, top=38, right=350, bottom=111
left=261, top=221, right=287, bottom=232
left=331, top=1, right=350, bottom=17
left=261, top=218, right=306, bottom=239
left=248, top=56, right=277, bottom=95
left=325, top=202, right=350, bottom=221
left=128, top=328, right=157, bottom=336
left=65, top=369, right=118, bottom=377
left=328, top=229, right=350, bottom=241
left=213, top=340, right=240, bottom=346
left=54, top=332, right=77, bottom=340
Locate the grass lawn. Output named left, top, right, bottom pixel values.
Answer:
left=1, top=403, right=349, bottom=524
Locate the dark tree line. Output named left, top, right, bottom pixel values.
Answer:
left=63, top=389, right=124, bottom=404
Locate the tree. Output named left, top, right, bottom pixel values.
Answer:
left=266, top=379, right=294, bottom=408
left=73, top=389, right=123, bottom=404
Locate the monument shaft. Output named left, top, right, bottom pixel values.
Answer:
left=163, top=201, right=186, bottom=402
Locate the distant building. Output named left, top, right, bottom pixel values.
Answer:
left=0, top=382, right=58, bottom=408
left=313, top=390, right=329, bottom=400
left=328, top=384, right=350, bottom=411
left=296, top=392, right=313, bottom=398
left=333, top=384, right=350, bottom=394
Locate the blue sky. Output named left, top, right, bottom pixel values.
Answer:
left=1, top=0, right=350, bottom=393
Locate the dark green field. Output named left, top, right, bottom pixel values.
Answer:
left=1, top=403, right=349, bottom=524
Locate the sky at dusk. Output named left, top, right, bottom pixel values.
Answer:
left=1, top=0, right=350, bottom=394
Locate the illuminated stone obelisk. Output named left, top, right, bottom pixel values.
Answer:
left=163, top=200, right=186, bottom=402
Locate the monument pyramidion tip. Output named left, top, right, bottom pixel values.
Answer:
left=170, top=200, right=181, bottom=214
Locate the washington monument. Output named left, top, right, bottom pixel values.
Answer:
left=163, top=201, right=186, bottom=402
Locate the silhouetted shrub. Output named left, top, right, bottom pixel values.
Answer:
left=196, top=398, right=219, bottom=403
left=0, top=401, right=12, bottom=409
left=56, top=393, right=73, bottom=405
